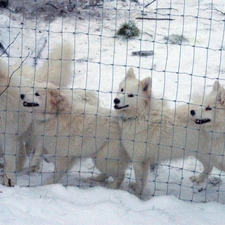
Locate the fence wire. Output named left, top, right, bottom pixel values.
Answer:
left=0, top=0, right=224, bottom=203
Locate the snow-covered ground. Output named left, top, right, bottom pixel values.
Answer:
left=0, top=0, right=225, bottom=224
left=1, top=184, right=225, bottom=225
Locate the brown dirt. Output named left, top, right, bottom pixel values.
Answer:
left=0, top=0, right=104, bottom=22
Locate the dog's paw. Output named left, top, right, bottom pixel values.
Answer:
left=30, top=166, right=39, bottom=173
left=90, top=174, right=107, bottom=182
left=190, top=175, right=204, bottom=183
left=108, top=181, right=118, bottom=189
left=82, top=174, right=108, bottom=184
left=129, top=182, right=136, bottom=190
left=108, top=179, right=123, bottom=189
left=3, top=174, right=15, bottom=187
left=208, top=176, right=222, bottom=186
left=21, top=166, right=40, bottom=174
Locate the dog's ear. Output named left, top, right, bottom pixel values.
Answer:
left=213, top=81, right=225, bottom=105
left=213, top=81, right=220, bottom=91
left=141, top=77, right=152, bottom=94
left=126, top=67, right=136, bottom=79
left=141, top=77, right=152, bottom=106
left=217, top=88, right=225, bottom=105
left=49, top=89, right=67, bottom=112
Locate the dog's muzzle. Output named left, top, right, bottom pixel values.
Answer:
left=114, top=105, right=129, bottom=110
left=194, top=119, right=211, bottom=125
left=23, top=102, right=39, bottom=107
left=190, top=110, right=211, bottom=125
left=20, top=94, right=39, bottom=107
left=114, top=98, right=129, bottom=110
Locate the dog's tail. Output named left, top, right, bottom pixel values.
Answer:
left=36, top=42, right=73, bottom=88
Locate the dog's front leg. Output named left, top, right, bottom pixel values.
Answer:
left=132, top=160, right=150, bottom=199
left=16, top=137, right=27, bottom=172
left=29, top=135, right=44, bottom=173
left=1, top=134, right=19, bottom=186
left=47, top=155, right=75, bottom=185
left=190, top=154, right=213, bottom=183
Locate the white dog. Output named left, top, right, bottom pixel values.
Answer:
left=190, top=81, right=225, bottom=182
left=19, top=86, right=100, bottom=174
left=0, top=42, right=73, bottom=186
left=114, top=68, right=208, bottom=198
left=20, top=87, right=130, bottom=189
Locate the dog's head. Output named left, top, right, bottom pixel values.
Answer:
left=190, top=81, right=225, bottom=130
left=20, top=87, right=69, bottom=116
left=114, top=68, right=152, bottom=117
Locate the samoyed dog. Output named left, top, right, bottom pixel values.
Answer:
left=114, top=68, right=208, bottom=198
left=190, top=81, right=225, bottom=183
left=0, top=42, right=73, bottom=186
left=20, top=87, right=130, bottom=189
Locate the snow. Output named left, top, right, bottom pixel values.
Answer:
left=0, top=0, right=225, bottom=224
left=1, top=184, right=225, bottom=225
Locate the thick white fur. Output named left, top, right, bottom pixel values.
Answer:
left=20, top=85, right=100, bottom=174
left=20, top=87, right=130, bottom=189
left=8, top=42, right=73, bottom=88
left=114, top=68, right=208, bottom=198
left=190, top=81, right=225, bottom=182
left=0, top=42, right=73, bottom=186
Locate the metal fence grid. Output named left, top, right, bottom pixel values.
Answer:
left=0, top=0, right=224, bottom=203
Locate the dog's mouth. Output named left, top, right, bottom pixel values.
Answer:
left=195, top=119, right=211, bottom=125
left=114, top=105, right=129, bottom=110
left=23, top=101, right=39, bottom=107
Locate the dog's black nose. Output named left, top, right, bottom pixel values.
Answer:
left=114, top=98, right=120, bottom=104
left=20, top=94, right=25, bottom=100
left=190, top=110, right=195, bottom=116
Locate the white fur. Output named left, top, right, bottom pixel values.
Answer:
left=190, top=81, right=225, bottom=182
left=20, top=87, right=130, bottom=189
left=0, top=42, right=73, bottom=186
left=114, top=68, right=208, bottom=198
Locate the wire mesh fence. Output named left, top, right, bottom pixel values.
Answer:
left=0, top=0, right=224, bottom=203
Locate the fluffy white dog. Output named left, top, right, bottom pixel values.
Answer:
left=190, top=81, right=225, bottom=183
left=114, top=68, right=208, bottom=198
left=0, top=42, right=73, bottom=186
left=20, top=87, right=130, bottom=188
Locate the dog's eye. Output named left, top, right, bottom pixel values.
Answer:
left=206, top=106, right=212, bottom=111
left=121, top=88, right=124, bottom=92
left=128, top=94, right=134, bottom=98
left=35, top=92, right=40, bottom=96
